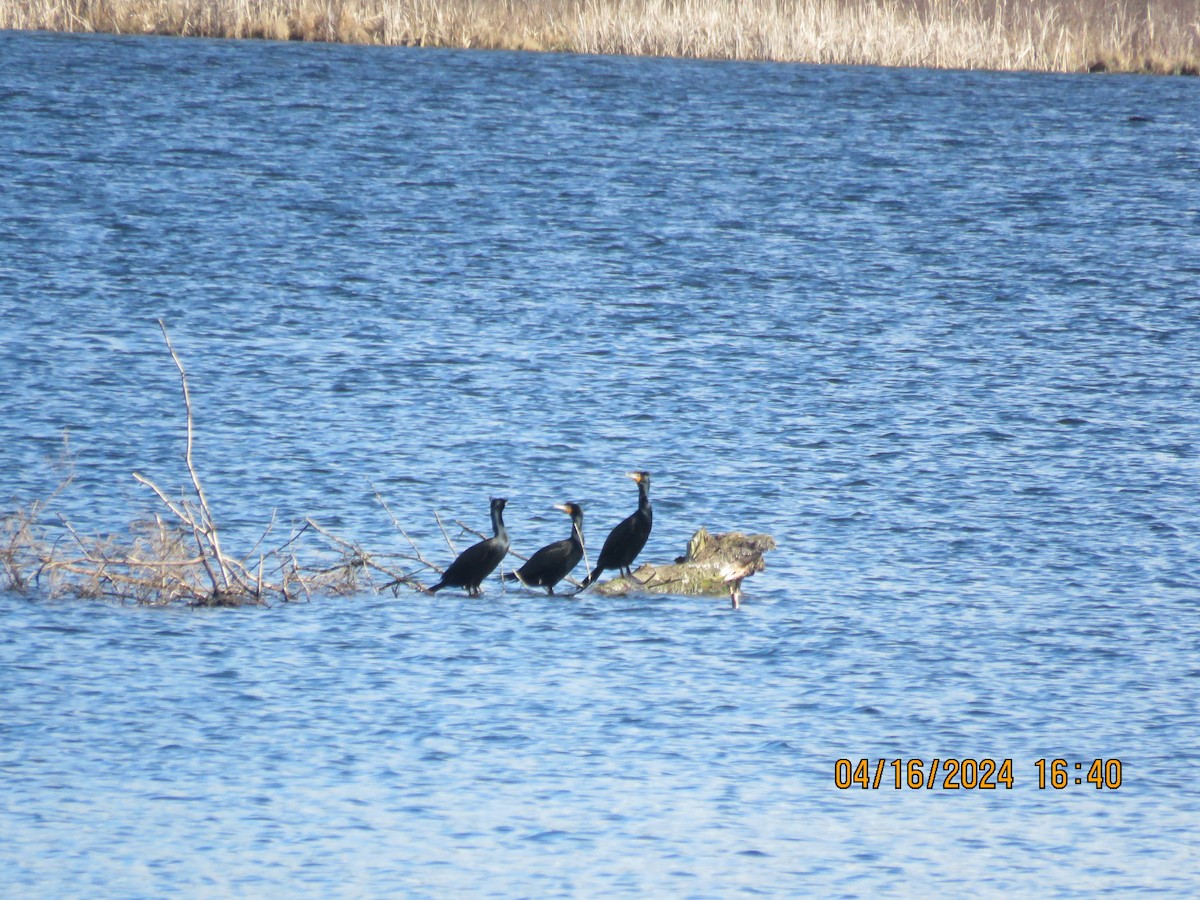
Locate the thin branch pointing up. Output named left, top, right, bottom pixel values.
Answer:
left=156, top=319, right=230, bottom=593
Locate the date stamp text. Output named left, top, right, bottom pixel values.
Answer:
left=834, top=758, right=1123, bottom=790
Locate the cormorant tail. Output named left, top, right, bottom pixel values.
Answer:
left=579, top=566, right=603, bottom=589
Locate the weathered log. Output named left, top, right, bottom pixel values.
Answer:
left=588, top=528, right=775, bottom=607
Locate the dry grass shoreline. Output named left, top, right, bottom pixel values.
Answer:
left=1, top=0, right=1197, bottom=74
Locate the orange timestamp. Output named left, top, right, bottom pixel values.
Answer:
left=834, top=758, right=1124, bottom=790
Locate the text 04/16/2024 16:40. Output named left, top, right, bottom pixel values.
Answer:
left=834, top=759, right=1124, bottom=790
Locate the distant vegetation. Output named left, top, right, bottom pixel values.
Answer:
left=1, top=0, right=1197, bottom=74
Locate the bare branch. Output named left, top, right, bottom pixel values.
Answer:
left=452, top=518, right=488, bottom=542
left=433, top=510, right=459, bottom=556
left=156, top=319, right=231, bottom=592
left=133, top=471, right=222, bottom=595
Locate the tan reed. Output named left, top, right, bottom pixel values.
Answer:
left=0, top=1, right=1196, bottom=75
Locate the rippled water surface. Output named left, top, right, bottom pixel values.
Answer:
left=2, top=31, right=1200, bottom=896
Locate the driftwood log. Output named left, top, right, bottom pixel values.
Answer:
left=589, top=527, right=775, bottom=607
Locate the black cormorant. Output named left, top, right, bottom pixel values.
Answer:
left=428, top=497, right=509, bottom=597
left=578, top=471, right=652, bottom=589
left=505, top=502, right=585, bottom=595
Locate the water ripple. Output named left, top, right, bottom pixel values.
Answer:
left=2, top=29, right=1199, bottom=898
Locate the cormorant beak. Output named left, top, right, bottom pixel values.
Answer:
left=553, top=504, right=571, bottom=514
left=626, top=472, right=641, bottom=483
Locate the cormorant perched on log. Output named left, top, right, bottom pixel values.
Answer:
left=505, top=503, right=585, bottom=595
left=578, top=471, right=652, bottom=590
left=428, top=497, right=509, bottom=597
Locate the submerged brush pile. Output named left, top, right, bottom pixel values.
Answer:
left=0, top=323, right=432, bottom=607
left=0, top=496, right=367, bottom=606
left=1, top=0, right=1197, bottom=74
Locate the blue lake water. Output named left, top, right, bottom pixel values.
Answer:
left=2, top=29, right=1200, bottom=895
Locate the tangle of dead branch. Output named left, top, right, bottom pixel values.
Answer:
left=0, top=323, right=471, bottom=606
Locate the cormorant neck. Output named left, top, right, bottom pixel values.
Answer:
left=638, top=481, right=651, bottom=514
left=570, top=512, right=584, bottom=545
left=492, top=506, right=507, bottom=541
